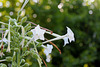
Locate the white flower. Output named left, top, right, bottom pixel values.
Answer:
left=0, top=38, right=9, bottom=44
left=44, top=27, right=75, bottom=46
left=41, top=44, right=53, bottom=62
left=63, top=27, right=75, bottom=46
left=31, top=25, right=46, bottom=41
left=46, top=55, right=51, bottom=62
left=66, top=27, right=75, bottom=42
left=63, top=37, right=69, bottom=46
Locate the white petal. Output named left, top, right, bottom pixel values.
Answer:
left=46, top=55, right=51, bottom=62
left=63, top=37, right=69, bottom=46
left=31, top=25, right=46, bottom=41
left=43, top=44, right=53, bottom=56
left=67, top=27, right=75, bottom=42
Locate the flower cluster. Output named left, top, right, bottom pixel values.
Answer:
left=0, top=0, right=75, bottom=67
left=29, top=25, right=75, bottom=62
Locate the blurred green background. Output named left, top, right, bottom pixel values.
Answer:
left=0, top=0, right=100, bottom=67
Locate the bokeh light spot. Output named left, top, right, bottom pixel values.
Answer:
left=9, top=11, right=14, bottom=16
left=33, top=14, right=37, bottom=18
left=89, top=10, right=93, bottom=14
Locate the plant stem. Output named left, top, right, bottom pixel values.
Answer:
left=33, top=41, right=42, bottom=67
left=17, top=49, right=20, bottom=67
left=17, top=0, right=29, bottom=21
left=11, top=52, right=16, bottom=67
left=0, top=59, right=6, bottom=62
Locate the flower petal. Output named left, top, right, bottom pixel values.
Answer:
left=31, top=25, right=46, bottom=41
left=63, top=37, right=69, bottom=46
left=67, top=27, right=75, bottom=42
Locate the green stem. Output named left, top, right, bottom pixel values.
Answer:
left=12, top=52, right=16, bottom=67
left=17, top=49, right=20, bottom=67
left=7, top=19, right=11, bottom=52
left=0, top=21, right=8, bottom=25
left=0, top=59, right=6, bottom=62
left=33, top=41, right=42, bottom=67
left=25, top=37, right=34, bottom=47
left=17, top=0, right=29, bottom=22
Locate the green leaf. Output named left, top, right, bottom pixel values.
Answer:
left=5, top=16, right=11, bottom=19
left=26, top=31, right=33, bottom=36
left=6, top=57, right=12, bottom=62
left=21, top=16, right=27, bottom=23
left=24, top=23, right=31, bottom=31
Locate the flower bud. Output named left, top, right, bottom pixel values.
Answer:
left=21, top=16, right=27, bottom=23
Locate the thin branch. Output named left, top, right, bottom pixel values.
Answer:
left=40, top=55, right=47, bottom=67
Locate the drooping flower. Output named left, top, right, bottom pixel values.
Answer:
left=31, top=25, right=46, bottom=41
left=44, top=27, right=75, bottom=46
left=41, top=44, right=53, bottom=62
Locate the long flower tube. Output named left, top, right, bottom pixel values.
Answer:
left=43, top=34, right=68, bottom=44
left=6, top=19, right=11, bottom=52
left=44, top=27, right=75, bottom=46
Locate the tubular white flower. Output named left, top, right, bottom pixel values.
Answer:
left=31, top=25, right=46, bottom=41
left=41, top=44, right=53, bottom=62
left=44, top=27, right=75, bottom=46
left=7, top=19, right=11, bottom=52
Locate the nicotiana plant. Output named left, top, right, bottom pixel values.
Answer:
left=0, top=0, right=75, bottom=67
